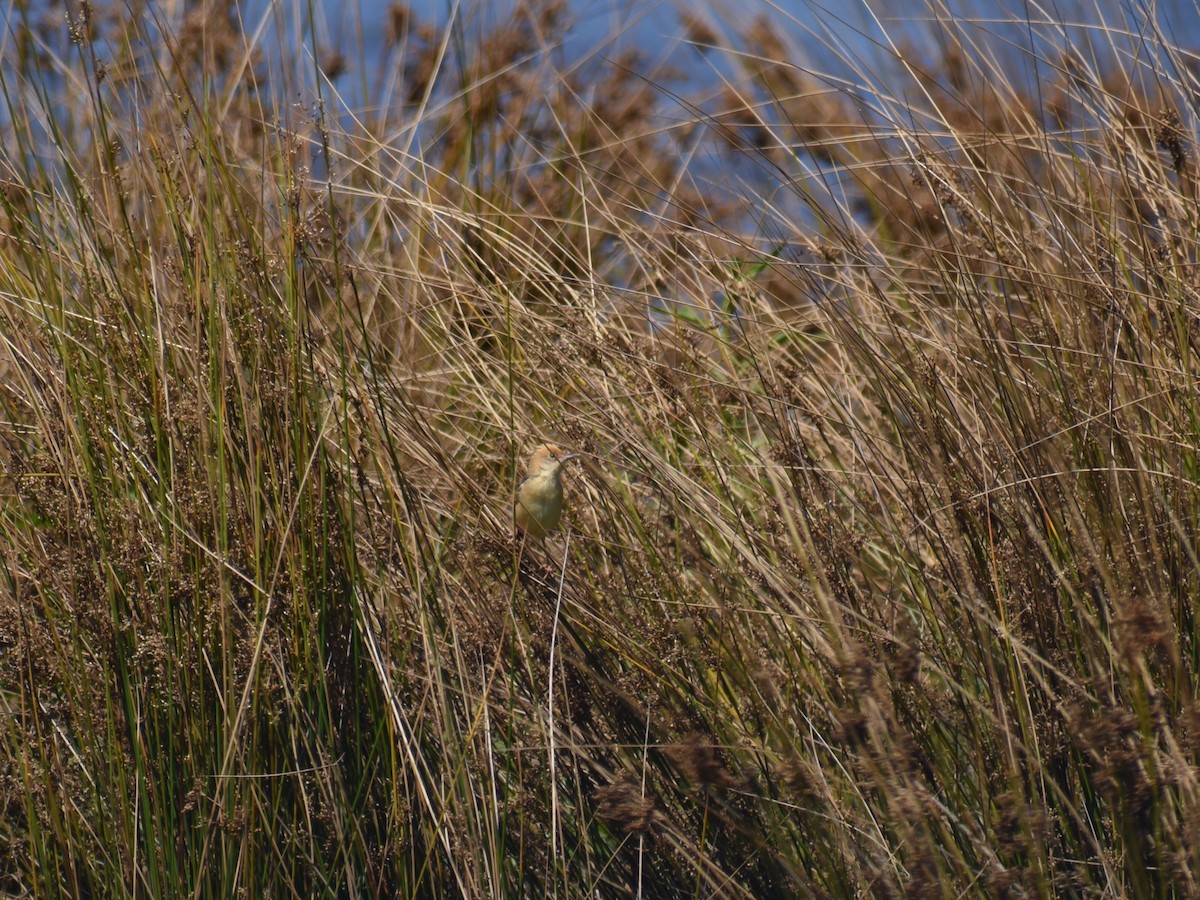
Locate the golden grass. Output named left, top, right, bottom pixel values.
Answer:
left=1, top=0, right=1200, bottom=895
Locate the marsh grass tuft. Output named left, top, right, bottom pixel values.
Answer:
left=2, top=0, right=1200, bottom=895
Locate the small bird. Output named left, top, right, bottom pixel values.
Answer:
left=514, top=443, right=578, bottom=539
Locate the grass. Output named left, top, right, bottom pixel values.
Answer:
left=2, top=0, right=1200, bottom=895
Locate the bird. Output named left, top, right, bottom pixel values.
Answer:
left=514, top=443, right=578, bottom=539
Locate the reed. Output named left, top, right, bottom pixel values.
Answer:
left=1, top=0, right=1197, bottom=895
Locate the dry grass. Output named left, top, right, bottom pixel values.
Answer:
left=2, top=0, right=1200, bottom=895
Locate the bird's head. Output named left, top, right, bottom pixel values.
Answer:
left=526, top=443, right=578, bottom=479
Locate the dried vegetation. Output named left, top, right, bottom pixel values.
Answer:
left=2, top=0, right=1200, bottom=895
